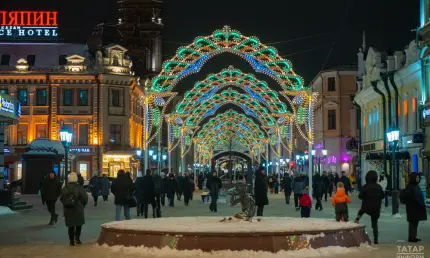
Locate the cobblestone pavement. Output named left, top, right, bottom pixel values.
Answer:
left=0, top=192, right=429, bottom=257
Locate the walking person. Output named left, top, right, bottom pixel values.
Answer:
left=100, top=174, right=110, bottom=201
left=207, top=171, right=222, bottom=212
left=293, top=174, right=305, bottom=210
left=378, top=172, right=388, bottom=211
left=354, top=170, right=385, bottom=244
left=400, top=173, right=427, bottom=242
left=42, top=171, right=61, bottom=225
left=153, top=172, right=163, bottom=217
left=299, top=186, right=312, bottom=218
left=282, top=173, right=292, bottom=204
left=165, top=174, right=177, bottom=207
left=77, top=172, right=84, bottom=187
left=142, top=169, right=156, bottom=218
left=134, top=172, right=145, bottom=216
left=254, top=167, right=269, bottom=216
left=322, top=171, right=330, bottom=201
left=334, top=173, right=340, bottom=191
left=89, top=173, right=101, bottom=206
left=198, top=173, right=204, bottom=191
left=182, top=172, right=193, bottom=206
left=340, top=171, right=351, bottom=195
left=161, top=172, right=167, bottom=206
left=176, top=173, right=184, bottom=201
left=418, top=172, right=427, bottom=206
left=111, top=170, right=134, bottom=221
left=60, top=172, right=88, bottom=246
left=332, top=182, right=351, bottom=222
left=313, top=173, right=324, bottom=211
left=274, top=176, right=279, bottom=194
left=327, top=172, right=334, bottom=198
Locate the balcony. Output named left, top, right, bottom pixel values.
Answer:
left=59, top=106, right=92, bottom=115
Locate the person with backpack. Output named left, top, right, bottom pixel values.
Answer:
left=400, top=173, right=427, bottom=242
left=42, top=171, right=61, bottom=225
left=354, top=170, right=385, bottom=244
left=60, top=172, right=88, bottom=246
left=111, top=170, right=134, bottom=221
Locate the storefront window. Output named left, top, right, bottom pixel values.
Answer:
left=17, top=124, right=28, bottom=145
left=16, top=162, right=22, bottom=180
left=36, top=124, right=47, bottom=139
left=79, top=163, right=88, bottom=180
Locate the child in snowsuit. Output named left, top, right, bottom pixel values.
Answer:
left=332, top=182, right=351, bottom=222
left=299, top=186, right=312, bottom=218
left=354, top=170, right=385, bottom=244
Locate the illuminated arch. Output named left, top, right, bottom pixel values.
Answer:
left=151, top=25, right=306, bottom=93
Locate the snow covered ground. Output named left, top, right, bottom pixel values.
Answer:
left=0, top=206, right=15, bottom=216
left=103, top=216, right=361, bottom=233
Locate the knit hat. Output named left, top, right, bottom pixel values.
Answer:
left=68, top=172, right=78, bottom=183
left=302, top=186, right=309, bottom=195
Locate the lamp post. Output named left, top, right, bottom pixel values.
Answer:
left=387, top=126, right=400, bottom=217
left=60, top=126, right=73, bottom=182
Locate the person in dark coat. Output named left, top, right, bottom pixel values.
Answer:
left=254, top=167, right=269, bottom=216
left=77, top=172, right=84, bottom=186
left=60, top=172, right=88, bottom=246
left=134, top=172, right=145, bottom=216
left=161, top=172, right=167, bottom=206
left=165, top=173, right=177, bottom=207
left=206, top=171, right=222, bottom=212
left=100, top=174, right=110, bottom=201
left=176, top=173, right=184, bottom=201
left=111, top=170, right=134, bottom=221
left=42, top=171, right=61, bottom=225
left=89, top=174, right=101, bottom=206
left=293, top=174, right=305, bottom=210
left=313, top=173, right=324, bottom=211
left=198, top=173, right=204, bottom=191
left=282, top=173, right=292, bottom=204
left=354, top=170, right=385, bottom=244
left=340, top=171, right=351, bottom=195
left=327, top=172, right=334, bottom=198
left=182, top=172, right=193, bottom=206
left=40, top=173, right=49, bottom=205
left=322, top=171, right=330, bottom=201
left=152, top=172, right=163, bottom=217
left=334, top=173, right=340, bottom=191
left=141, top=169, right=156, bottom=218
left=400, top=173, right=427, bottom=242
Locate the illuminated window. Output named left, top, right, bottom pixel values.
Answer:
left=0, top=89, right=8, bottom=94
left=79, top=90, right=89, bottom=106
left=17, top=124, right=28, bottom=145
left=328, top=110, right=336, bottom=130
left=79, top=124, right=89, bottom=145
left=327, top=77, right=336, bottom=91
left=16, top=162, right=22, bottom=180
left=27, top=55, right=36, bottom=66
left=412, top=96, right=417, bottom=132
left=36, top=89, right=47, bottom=106
left=1, top=55, right=10, bottom=66
left=403, top=99, right=408, bottom=132
left=36, top=124, right=47, bottom=138
left=79, top=163, right=88, bottom=180
left=63, top=89, right=72, bottom=106
left=18, top=89, right=27, bottom=105
left=109, top=124, right=122, bottom=144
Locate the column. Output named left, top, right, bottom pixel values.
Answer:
left=308, top=95, right=314, bottom=198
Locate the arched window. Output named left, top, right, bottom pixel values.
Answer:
left=403, top=94, right=409, bottom=133
left=113, top=55, right=119, bottom=66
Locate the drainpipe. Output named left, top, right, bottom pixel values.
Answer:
left=371, top=81, right=388, bottom=179
left=351, top=95, right=362, bottom=190
left=382, top=75, right=393, bottom=187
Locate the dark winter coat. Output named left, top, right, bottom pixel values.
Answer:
left=100, top=176, right=110, bottom=196
left=142, top=174, right=155, bottom=203
left=313, top=174, right=324, bottom=198
left=358, top=171, right=385, bottom=217
left=153, top=174, right=163, bottom=195
left=77, top=174, right=84, bottom=186
left=293, top=176, right=305, bottom=194
left=328, top=174, right=334, bottom=187
left=254, top=171, right=269, bottom=206
left=402, top=173, right=427, bottom=222
left=341, top=176, right=351, bottom=192
left=181, top=176, right=193, bottom=198
left=89, top=176, right=101, bottom=197
left=176, top=175, right=184, bottom=192
left=42, top=177, right=61, bottom=201
left=60, top=182, right=88, bottom=227
left=134, top=177, right=145, bottom=204
left=334, top=174, right=340, bottom=185
left=282, top=175, right=292, bottom=193
left=165, top=177, right=178, bottom=199
left=111, top=173, right=134, bottom=205
left=206, top=176, right=222, bottom=199
left=322, top=174, right=329, bottom=188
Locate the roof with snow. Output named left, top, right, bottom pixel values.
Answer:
left=24, top=138, right=65, bottom=156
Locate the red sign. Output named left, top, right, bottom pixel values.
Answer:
left=0, top=11, right=58, bottom=38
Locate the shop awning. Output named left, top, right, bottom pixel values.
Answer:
left=366, top=152, right=410, bottom=160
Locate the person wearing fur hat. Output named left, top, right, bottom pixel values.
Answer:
left=60, top=172, right=88, bottom=246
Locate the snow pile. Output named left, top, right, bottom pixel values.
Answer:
left=102, top=244, right=375, bottom=258
left=102, top=217, right=362, bottom=233
left=0, top=206, right=16, bottom=216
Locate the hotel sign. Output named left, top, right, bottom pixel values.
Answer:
left=0, top=11, right=58, bottom=38
left=422, top=105, right=430, bottom=125
left=0, top=94, right=20, bottom=121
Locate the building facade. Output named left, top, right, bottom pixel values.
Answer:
left=0, top=42, right=145, bottom=181
left=354, top=40, right=422, bottom=188
left=310, top=68, right=358, bottom=176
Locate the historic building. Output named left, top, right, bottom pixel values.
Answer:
left=354, top=38, right=422, bottom=188
left=310, top=67, right=358, bottom=176
left=0, top=42, right=145, bottom=181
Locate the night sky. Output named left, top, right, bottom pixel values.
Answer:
left=1, top=0, right=420, bottom=89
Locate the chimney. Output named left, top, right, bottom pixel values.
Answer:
left=386, top=55, right=395, bottom=72
left=394, top=51, right=405, bottom=70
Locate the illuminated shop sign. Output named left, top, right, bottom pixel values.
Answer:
left=69, top=148, right=91, bottom=153
left=0, top=11, right=58, bottom=38
left=0, top=94, right=20, bottom=120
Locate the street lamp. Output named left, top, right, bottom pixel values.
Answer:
left=152, top=154, right=157, bottom=161
left=387, top=126, right=400, bottom=217
left=162, top=154, right=167, bottom=161
left=60, top=126, right=73, bottom=182
left=322, top=149, right=327, bottom=156
left=149, top=149, right=154, bottom=157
